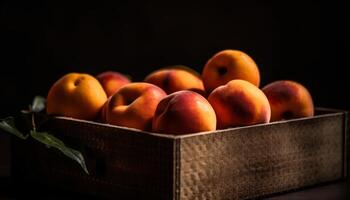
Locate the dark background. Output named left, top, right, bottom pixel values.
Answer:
left=0, top=1, right=348, bottom=116
left=0, top=1, right=349, bottom=199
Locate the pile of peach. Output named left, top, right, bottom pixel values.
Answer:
left=46, top=49, right=314, bottom=135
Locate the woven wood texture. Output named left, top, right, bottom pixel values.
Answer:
left=179, top=114, right=346, bottom=200
left=14, top=117, right=175, bottom=199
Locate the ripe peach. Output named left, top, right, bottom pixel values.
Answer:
left=262, top=80, right=314, bottom=121
left=152, top=90, right=216, bottom=135
left=144, top=66, right=205, bottom=95
left=208, top=79, right=270, bottom=129
left=104, top=82, right=166, bottom=131
left=47, top=73, right=107, bottom=120
left=202, top=49, right=260, bottom=93
left=96, top=71, right=131, bottom=97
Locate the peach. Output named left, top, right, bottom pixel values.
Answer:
left=96, top=71, right=131, bottom=97
left=152, top=90, right=216, bottom=135
left=47, top=73, right=107, bottom=120
left=144, top=66, right=205, bottom=95
left=208, top=79, right=270, bottom=129
left=104, top=82, right=166, bottom=131
left=202, top=49, right=260, bottom=93
left=262, top=80, right=314, bottom=121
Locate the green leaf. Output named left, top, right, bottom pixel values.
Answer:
left=31, top=96, right=46, bottom=113
left=30, top=130, right=89, bottom=174
left=0, top=117, right=29, bottom=139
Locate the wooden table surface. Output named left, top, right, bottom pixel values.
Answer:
left=0, top=176, right=349, bottom=199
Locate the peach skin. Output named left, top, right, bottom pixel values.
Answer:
left=152, top=90, right=216, bottom=135
left=208, top=79, right=270, bottom=129
left=47, top=73, right=107, bottom=120
left=104, top=82, right=166, bottom=131
left=144, top=66, right=205, bottom=95
left=262, top=80, right=314, bottom=121
left=202, top=49, right=260, bottom=93
left=96, top=71, right=131, bottom=97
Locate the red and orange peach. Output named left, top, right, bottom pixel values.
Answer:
left=202, top=49, right=260, bottom=93
left=152, top=90, right=216, bottom=134
left=47, top=73, right=107, bottom=120
left=96, top=71, right=131, bottom=97
left=145, top=66, right=205, bottom=95
left=262, top=80, right=314, bottom=121
left=208, top=79, right=270, bottom=129
left=104, top=82, right=166, bottom=131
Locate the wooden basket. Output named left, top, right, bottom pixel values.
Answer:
left=11, top=108, right=349, bottom=199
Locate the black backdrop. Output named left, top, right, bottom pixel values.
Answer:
left=0, top=1, right=348, bottom=117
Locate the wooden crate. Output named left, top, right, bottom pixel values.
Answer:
left=11, top=108, right=349, bottom=199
